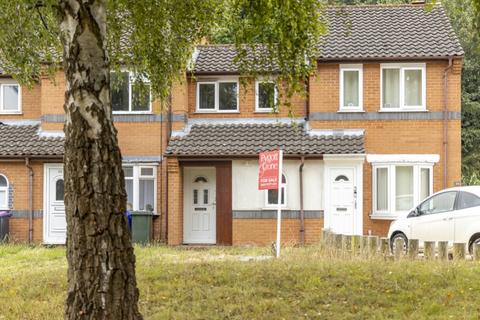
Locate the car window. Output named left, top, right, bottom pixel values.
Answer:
left=456, top=191, right=480, bottom=210
left=418, top=191, right=457, bottom=215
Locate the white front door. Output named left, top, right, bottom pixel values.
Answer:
left=328, top=167, right=357, bottom=235
left=43, top=165, right=66, bottom=244
left=183, top=167, right=216, bottom=244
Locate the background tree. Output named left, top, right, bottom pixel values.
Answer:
left=0, top=0, right=325, bottom=319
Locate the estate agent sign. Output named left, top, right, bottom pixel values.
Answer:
left=258, top=150, right=283, bottom=258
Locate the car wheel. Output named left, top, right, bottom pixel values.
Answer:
left=390, top=232, right=408, bottom=254
left=469, top=236, right=480, bottom=255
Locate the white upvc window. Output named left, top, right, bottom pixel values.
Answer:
left=123, top=165, right=157, bottom=213
left=265, top=174, right=287, bottom=207
left=111, top=71, right=152, bottom=113
left=0, top=81, right=21, bottom=114
left=255, top=80, right=278, bottom=112
left=372, top=163, right=433, bottom=218
left=196, top=79, right=239, bottom=112
left=0, top=174, right=9, bottom=209
left=339, top=64, right=363, bottom=111
left=380, top=63, right=426, bottom=111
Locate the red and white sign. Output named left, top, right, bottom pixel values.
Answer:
left=258, top=150, right=281, bottom=190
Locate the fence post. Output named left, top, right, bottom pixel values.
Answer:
left=380, top=237, right=390, bottom=257
left=367, top=236, right=379, bottom=257
left=394, top=237, right=405, bottom=260
left=352, top=235, right=361, bottom=255
left=408, top=239, right=419, bottom=260
left=361, top=235, right=369, bottom=256
left=424, top=241, right=435, bottom=260
left=453, top=243, right=466, bottom=260
left=334, top=234, right=343, bottom=250
left=437, top=241, right=448, bottom=261
left=473, top=243, right=480, bottom=261
left=322, top=229, right=329, bottom=244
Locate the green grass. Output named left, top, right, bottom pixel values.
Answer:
left=0, top=244, right=479, bottom=319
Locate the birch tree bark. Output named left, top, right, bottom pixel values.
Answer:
left=58, top=1, right=142, bottom=319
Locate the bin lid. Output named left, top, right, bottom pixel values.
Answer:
left=130, top=210, right=154, bottom=216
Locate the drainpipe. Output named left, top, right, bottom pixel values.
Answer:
left=165, top=93, right=173, bottom=242
left=443, top=58, right=453, bottom=189
left=299, top=156, right=305, bottom=245
left=25, top=158, right=34, bottom=243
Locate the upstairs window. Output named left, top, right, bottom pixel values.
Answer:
left=255, top=80, right=278, bottom=112
left=339, top=65, right=363, bottom=111
left=111, top=72, right=151, bottom=113
left=0, top=81, right=21, bottom=113
left=196, top=80, right=238, bottom=112
left=0, top=174, right=9, bottom=209
left=381, top=63, right=426, bottom=111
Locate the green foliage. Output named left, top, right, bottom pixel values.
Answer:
left=2, top=244, right=480, bottom=319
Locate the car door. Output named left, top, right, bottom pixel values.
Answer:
left=410, top=191, right=457, bottom=243
left=453, top=191, right=480, bottom=244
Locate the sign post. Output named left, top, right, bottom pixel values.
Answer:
left=258, top=149, right=283, bottom=258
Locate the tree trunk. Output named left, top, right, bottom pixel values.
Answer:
left=58, top=1, right=142, bottom=319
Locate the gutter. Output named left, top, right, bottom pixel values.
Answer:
left=25, top=158, right=34, bottom=243
left=443, top=57, right=453, bottom=189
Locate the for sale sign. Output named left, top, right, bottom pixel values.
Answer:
left=258, top=150, right=281, bottom=190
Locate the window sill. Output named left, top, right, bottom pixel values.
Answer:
left=370, top=214, right=398, bottom=220
left=378, top=108, right=428, bottom=113
left=0, top=111, right=22, bottom=115
left=194, top=111, right=240, bottom=114
left=337, top=109, right=365, bottom=113
left=113, top=112, right=154, bottom=115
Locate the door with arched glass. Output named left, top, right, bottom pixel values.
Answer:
left=44, top=165, right=66, bottom=244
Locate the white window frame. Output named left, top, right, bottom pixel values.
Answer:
left=255, top=80, right=278, bottom=112
left=380, top=63, right=426, bottom=112
left=196, top=78, right=239, bottom=113
left=0, top=174, right=9, bottom=210
left=372, top=163, right=433, bottom=218
left=265, top=173, right=287, bottom=208
left=112, top=71, right=152, bottom=114
left=339, top=64, right=363, bottom=112
left=122, top=165, right=157, bottom=213
left=0, top=82, right=21, bottom=114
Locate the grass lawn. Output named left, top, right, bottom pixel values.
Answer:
left=0, top=244, right=479, bottom=319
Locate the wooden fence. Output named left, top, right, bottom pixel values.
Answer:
left=321, top=229, right=480, bottom=261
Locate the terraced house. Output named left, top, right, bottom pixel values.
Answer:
left=0, top=3, right=463, bottom=245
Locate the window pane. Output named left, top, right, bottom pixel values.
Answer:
left=419, top=192, right=456, bottom=215
left=376, top=168, right=388, bottom=211
left=140, top=168, right=154, bottom=176
left=382, top=69, right=400, bottom=108
left=258, top=82, right=276, bottom=110
left=139, top=179, right=154, bottom=211
left=457, top=192, right=480, bottom=210
left=193, top=189, right=198, bottom=205
left=0, top=190, right=5, bottom=208
left=111, top=72, right=129, bottom=111
left=420, top=168, right=430, bottom=201
left=3, top=85, right=19, bottom=111
left=219, top=82, right=237, bottom=110
left=55, top=179, right=64, bottom=201
left=131, top=83, right=151, bottom=111
left=395, top=166, right=413, bottom=211
left=404, top=69, right=422, bottom=106
left=343, top=70, right=359, bottom=107
left=203, top=189, right=209, bottom=204
left=199, top=83, right=215, bottom=110
left=0, top=176, right=7, bottom=187
left=267, top=187, right=285, bottom=205
left=123, top=167, right=133, bottom=178
left=125, top=179, right=133, bottom=209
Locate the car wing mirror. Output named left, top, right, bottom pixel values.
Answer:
left=408, top=209, right=419, bottom=218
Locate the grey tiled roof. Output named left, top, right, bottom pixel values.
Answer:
left=192, top=4, right=463, bottom=73
left=319, top=4, right=463, bottom=60
left=165, top=123, right=364, bottom=156
left=0, top=123, right=64, bottom=157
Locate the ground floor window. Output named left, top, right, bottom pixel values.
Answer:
left=123, top=165, right=156, bottom=212
left=265, top=174, right=287, bottom=207
left=0, top=174, right=8, bottom=209
left=373, top=164, right=433, bottom=217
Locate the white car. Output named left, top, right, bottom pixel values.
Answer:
left=388, top=186, right=480, bottom=254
